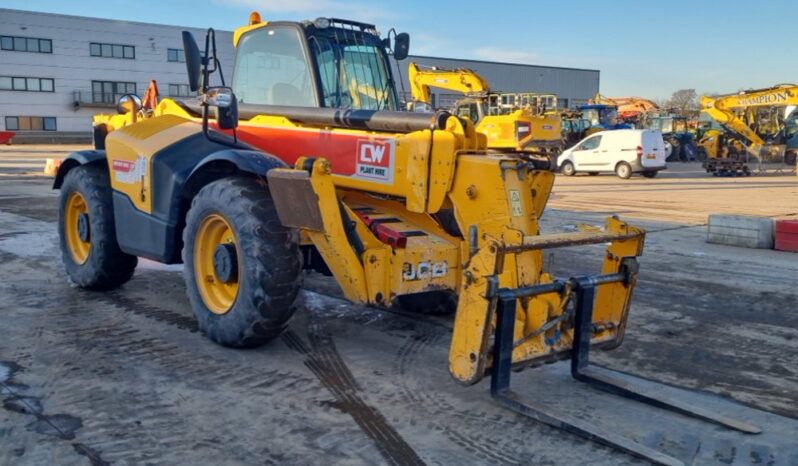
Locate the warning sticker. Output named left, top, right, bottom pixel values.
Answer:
left=112, top=156, right=147, bottom=184
left=355, top=139, right=395, bottom=184
left=509, top=189, right=523, bottom=217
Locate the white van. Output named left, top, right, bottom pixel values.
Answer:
left=558, top=129, right=667, bottom=179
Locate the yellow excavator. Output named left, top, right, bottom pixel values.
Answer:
left=408, top=62, right=563, bottom=157
left=699, top=84, right=798, bottom=175
left=58, top=13, right=762, bottom=464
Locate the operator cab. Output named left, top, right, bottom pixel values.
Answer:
left=647, top=116, right=688, bottom=135
left=232, top=17, right=408, bottom=111
left=579, top=104, right=623, bottom=129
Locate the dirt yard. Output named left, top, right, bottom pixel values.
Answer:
left=1, top=146, right=797, bottom=465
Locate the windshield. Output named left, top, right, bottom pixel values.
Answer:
left=583, top=109, right=601, bottom=126
left=311, top=32, right=398, bottom=111
left=658, top=118, right=674, bottom=133
left=599, top=108, right=618, bottom=126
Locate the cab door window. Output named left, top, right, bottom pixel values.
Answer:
left=578, top=135, right=601, bottom=151
left=232, top=27, right=316, bottom=107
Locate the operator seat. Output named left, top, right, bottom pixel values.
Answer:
left=271, top=83, right=307, bottom=106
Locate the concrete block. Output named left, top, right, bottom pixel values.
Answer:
left=707, top=214, right=774, bottom=249
left=775, top=220, right=798, bottom=252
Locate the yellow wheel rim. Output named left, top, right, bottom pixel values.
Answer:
left=64, top=191, right=91, bottom=265
left=194, top=213, right=240, bottom=315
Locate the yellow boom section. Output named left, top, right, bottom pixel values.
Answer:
left=701, top=85, right=798, bottom=148
left=408, top=62, right=491, bottom=105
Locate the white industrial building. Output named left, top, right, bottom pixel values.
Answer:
left=0, top=9, right=234, bottom=141
left=0, top=8, right=599, bottom=142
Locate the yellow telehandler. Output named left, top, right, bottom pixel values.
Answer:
left=54, top=13, right=759, bottom=465
left=408, top=62, right=563, bottom=158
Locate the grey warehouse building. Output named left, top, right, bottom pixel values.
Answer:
left=393, top=56, right=599, bottom=110
left=0, top=8, right=599, bottom=142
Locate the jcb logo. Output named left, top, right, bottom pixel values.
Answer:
left=355, top=139, right=394, bottom=184
left=402, top=261, right=448, bottom=281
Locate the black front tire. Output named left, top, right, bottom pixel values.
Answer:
left=58, top=164, right=138, bottom=290
left=183, top=176, right=302, bottom=348
left=560, top=161, right=576, bottom=176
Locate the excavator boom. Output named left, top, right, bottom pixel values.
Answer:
left=408, top=62, right=491, bottom=105
left=700, top=85, right=798, bottom=173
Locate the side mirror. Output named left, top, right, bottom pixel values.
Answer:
left=393, top=32, right=410, bottom=61
left=116, top=94, right=142, bottom=115
left=182, top=31, right=203, bottom=92
left=207, top=87, right=238, bottom=130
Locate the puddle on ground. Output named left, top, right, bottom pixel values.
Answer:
left=137, top=258, right=183, bottom=272
left=0, top=361, right=20, bottom=383
left=26, top=414, right=83, bottom=440
left=3, top=395, right=43, bottom=415
left=0, top=231, right=57, bottom=257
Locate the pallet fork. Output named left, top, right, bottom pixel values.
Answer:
left=489, top=268, right=761, bottom=466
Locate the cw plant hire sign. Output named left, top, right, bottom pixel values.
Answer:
left=355, top=138, right=395, bottom=184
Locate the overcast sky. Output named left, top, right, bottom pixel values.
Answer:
left=3, top=0, right=796, bottom=99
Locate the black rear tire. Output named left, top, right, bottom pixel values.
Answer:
left=641, top=171, right=658, bottom=178
left=396, top=290, right=457, bottom=315
left=696, top=146, right=708, bottom=162
left=667, top=138, right=682, bottom=162
left=615, top=162, right=632, bottom=179
left=183, top=176, right=302, bottom=348
left=58, top=164, right=138, bottom=290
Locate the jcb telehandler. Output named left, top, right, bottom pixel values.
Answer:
left=55, top=13, right=759, bottom=465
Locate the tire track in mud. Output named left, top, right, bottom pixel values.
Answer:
left=392, top=332, right=523, bottom=466
left=4, top=286, right=325, bottom=464
left=103, top=290, right=199, bottom=333
left=282, top=326, right=426, bottom=466
left=1, top=361, right=110, bottom=466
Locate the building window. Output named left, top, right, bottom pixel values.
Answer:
left=0, top=35, right=52, bottom=53
left=167, top=48, right=185, bottom=62
left=91, top=80, right=136, bottom=104
left=90, top=42, right=135, bottom=59
left=0, top=76, right=55, bottom=92
left=5, top=116, right=57, bottom=131
left=168, top=84, right=191, bottom=97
